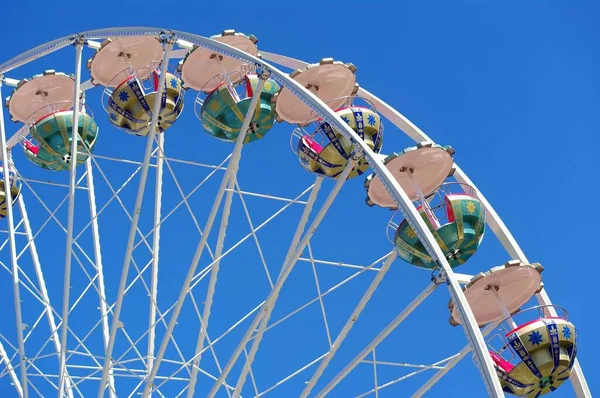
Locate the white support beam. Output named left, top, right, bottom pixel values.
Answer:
left=17, top=191, right=75, bottom=398
left=1, top=77, right=20, bottom=87
left=147, top=130, right=165, bottom=398
left=206, top=172, right=323, bottom=398
left=300, top=251, right=397, bottom=397
left=315, top=283, right=437, bottom=397
left=412, top=323, right=496, bottom=397
left=170, top=37, right=502, bottom=396
left=453, top=272, right=475, bottom=285
left=0, top=329, right=23, bottom=397
left=84, top=159, right=116, bottom=398
left=226, top=161, right=356, bottom=398
left=58, top=38, right=84, bottom=398
left=185, top=173, right=236, bottom=398
left=143, top=75, right=269, bottom=398
left=97, top=38, right=173, bottom=398
left=359, top=354, right=458, bottom=398
left=0, top=34, right=74, bottom=74
left=0, top=74, right=29, bottom=398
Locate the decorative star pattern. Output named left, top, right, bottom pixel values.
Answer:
left=109, top=113, right=118, bottom=122
left=341, top=116, right=351, bottom=124
left=404, top=227, right=417, bottom=239
left=119, top=90, right=129, bottom=103
left=528, top=330, right=543, bottom=346
left=367, top=114, right=376, bottom=126
left=466, top=201, right=476, bottom=214
left=562, top=326, right=571, bottom=339
left=170, top=77, right=178, bottom=89
left=209, top=100, right=221, bottom=113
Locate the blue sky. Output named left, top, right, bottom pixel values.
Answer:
left=0, top=1, right=598, bottom=397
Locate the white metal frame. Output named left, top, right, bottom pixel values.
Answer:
left=0, top=27, right=589, bottom=398
left=261, top=50, right=591, bottom=398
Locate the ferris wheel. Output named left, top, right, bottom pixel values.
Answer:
left=0, top=27, right=591, bottom=397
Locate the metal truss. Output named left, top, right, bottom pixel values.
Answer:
left=0, top=27, right=589, bottom=398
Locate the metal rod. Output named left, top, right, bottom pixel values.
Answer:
left=58, top=39, right=83, bottom=398
left=315, top=283, right=437, bottom=397
left=490, top=287, right=517, bottom=329
left=142, top=75, right=268, bottom=398
left=169, top=34, right=504, bottom=396
left=0, top=300, right=23, bottom=398
left=227, top=162, right=355, bottom=398
left=404, top=170, right=439, bottom=229
left=16, top=190, right=75, bottom=398
left=358, top=354, right=458, bottom=398
left=0, top=339, right=23, bottom=397
left=0, top=73, right=29, bottom=398
left=185, top=173, right=236, bottom=398
left=372, top=349, right=380, bottom=398
left=97, top=37, right=173, bottom=398
left=412, top=322, right=497, bottom=397
left=84, top=158, right=116, bottom=398
left=146, top=129, right=165, bottom=398
left=300, top=251, right=397, bottom=397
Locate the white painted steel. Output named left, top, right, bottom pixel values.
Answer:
left=84, top=159, right=116, bottom=398
left=58, top=40, right=83, bottom=398
left=97, top=40, right=173, bottom=398
left=0, top=77, right=29, bottom=398
left=142, top=77, right=268, bottom=397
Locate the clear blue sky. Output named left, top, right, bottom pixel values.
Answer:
left=0, top=1, right=598, bottom=397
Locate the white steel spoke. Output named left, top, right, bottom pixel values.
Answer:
left=132, top=153, right=230, bottom=251
left=86, top=154, right=156, bottom=255
left=361, top=359, right=445, bottom=370
left=84, top=159, right=115, bottom=397
left=226, top=188, right=308, bottom=205
left=0, top=77, right=29, bottom=398
left=372, top=349, right=379, bottom=398
left=58, top=39, right=83, bottom=398
left=98, top=39, right=173, bottom=398
left=298, top=257, right=381, bottom=272
left=18, top=191, right=68, bottom=383
left=356, top=354, right=459, bottom=398
left=207, top=175, right=323, bottom=398
left=186, top=172, right=236, bottom=398
left=412, top=322, right=497, bottom=398
left=16, top=177, right=84, bottom=260
left=315, top=282, right=437, bottom=397
left=188, top=184, right=315, bottom=288
left=301, top=251, right=397, bottom=397
left=158, top=250, right=385, bottom=388
left=307, top=243, right=331, bottom=347
left=234, top=180, right=273, bottom=288
left=74, top=150, right=154, bottom=241
left=228, top=161, right=356, bottom=398
left=0, top=338, right=23, bottom=397
left=262, top=252, right=391, bottom=338
left=146, top=130, right=164, bottom=397
left=186, top=293, right=230, bottom=397
left=144, top=75, right=268, bottom=398
left=155, top=136, right=216, bottom=259
left=257, top=353, right=327, bottom=397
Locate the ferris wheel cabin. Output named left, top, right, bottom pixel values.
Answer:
left=449, top=262, right=578, bottom=397
left=179, top=30, right=281, bottom=144
left=5, top=70, right=98, bottom=171
left=88, top=36, right=184, bottom=137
